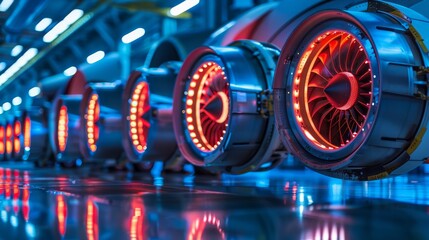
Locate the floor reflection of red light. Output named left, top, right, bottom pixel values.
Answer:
left=86, top=200, right=99, bottom=240
left=305, top=223, right=346, bottom=240
left=57, top=195, right=67, bottom=237
left=22, top=171, right=30, bottom=221
left=130, top=199, right=145, bottom=240
left=5, top=168, right=11, bottom=199
left=0, top=168, right=3, bottom=195
left=22, top=187, right=30, bottom=221
left=188, top=213, right=225, bottom=240
left=12, top=170, right=20, bottom=215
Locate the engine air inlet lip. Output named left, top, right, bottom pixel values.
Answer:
left=129, top=81, right=151, bottom=154
left=24, top=116, right=31, bottom=151
left=85, top=93, right=100, bottom=152
left=57, top=105, right=69, bottom=153
left=13, top=119, right=21, bottom=155
left=185, top=61, right=229, bottom=153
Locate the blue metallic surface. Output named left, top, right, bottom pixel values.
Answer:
left=0, top=163, right=428, bottom=239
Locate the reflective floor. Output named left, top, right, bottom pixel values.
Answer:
left=0, top=162, right=429, bottom=240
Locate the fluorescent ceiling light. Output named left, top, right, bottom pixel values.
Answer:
left=0, top=62, right=6, bottom=72
left=43, top=9, right=84, bottom=43
left=122, top=28, right=145, bottom=44
left=64, top=66, right=77, bottom=76
left=2, top=102, right=11, bottom=111
left=86, top=51, right=105, bottom=64
left=12, top=96, right=21, bottom=106
left=0, top=48, right=38, bottom=86
left=63, top=9, right=84, bottom=25
left=170, top=0, right=199, bottom=16
left=28, top=86, right=41, bottom=97
left=35, top=18, right=52, bottom=32
left=0, top=0, right=13, bottom=12
left=11, top=45, right=23, bottom=57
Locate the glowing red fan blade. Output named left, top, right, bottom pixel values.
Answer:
left=293, top=31, right=372, bottom=149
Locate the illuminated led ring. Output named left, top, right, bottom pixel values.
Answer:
left=185, top=61, right=229, bottom=152
left=54, top=96, right=82, bottom=165
left=274, top=10, right=429, bottom=180
left=174, top=40, right=286, bottom=173
left=85, top=93, right=100, bottom=152
left=24, top=115, right=31, bottom=154
left=129, top=81, right=150, bottom=153
left=13, top=118, right=22, bottom=158
left=57, top=105, right=69, bottom=153
left=5, top=123, right=13, bottom=160
left=21, top=107, right=52, bottom=164
left=122, top=64, right=179, bottom=165
left=0, top=125, right=5, bottom=160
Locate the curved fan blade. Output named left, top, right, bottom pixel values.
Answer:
left=294, top=32, right=372, bottom=148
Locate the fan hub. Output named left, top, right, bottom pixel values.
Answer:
left=324, top=72, right=358, bottom=111
left=202, top=92, right=229, bottom=123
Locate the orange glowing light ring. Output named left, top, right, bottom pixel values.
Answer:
left=24, top=116, right=31, bottom=150
left=6, top=124, right=12, bottom=155
left=188, top=213, right=226, bottom=240
left=129, top=81, right=150, bottom=153
left=85, top=93, right=100, bottom=152
left=0, top=126, right=4, bottom=154
left=86, top=200, right=99, bottom=240
left=57, top=195, right=67, bottom=237
left=292, top=31, right=372, bottom=150
left=57, top=105, right=69, bottom=152
left=185, top=61, right=229, bottom=152
left=13, top=120, right=21, bottom=154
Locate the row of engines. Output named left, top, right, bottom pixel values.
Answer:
left=5, top=0, right=429, bottom=180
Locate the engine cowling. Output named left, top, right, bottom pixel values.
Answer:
left=173, top=40, right=287, bottom=173
left=122, top=62, right=180, bottom=166
left=274, top=2, right=429, bottom=180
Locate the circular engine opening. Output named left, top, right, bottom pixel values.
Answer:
left=129, top=81, right=151, bottom=153
left=86, top=93, right=100, bottom=152
left=292, top=30, right=373, bottom=151
left=13, top=120, right=21, bottom=154
left=184, top=59, right=230, bottom=153
left=57, top=105, right=69, bottom=152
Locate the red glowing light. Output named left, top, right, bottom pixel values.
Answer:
left=86, top=94, right=100, bottom=152
left=12, top=171, right=20, bottom=214
left=22, top=171, right=30, bottom=221
left=188, top=213, right=225, bottom=240
left=292, top=31, right=372, bottom=149
left=185, top=61, right=229, bottom=152
left=5, top=124, right=12, bottom=155
left=0, top=126, right=5, bottom=154
left=129, top=81, right=150, bottom=153
left=5, top=168, right=11, bottom=199
left=22, top=187, right=30, bottom=221
left=24, top=116, right=31, bottom=150
left=57, top=195, right=67, bottom=237
left=130, top=199, right=145, bottom=240
left=86, top=200, right=99, bottom=240
left=57, top=105, right=69, bottom=152
left=13, top=120, right=21, bottom=154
